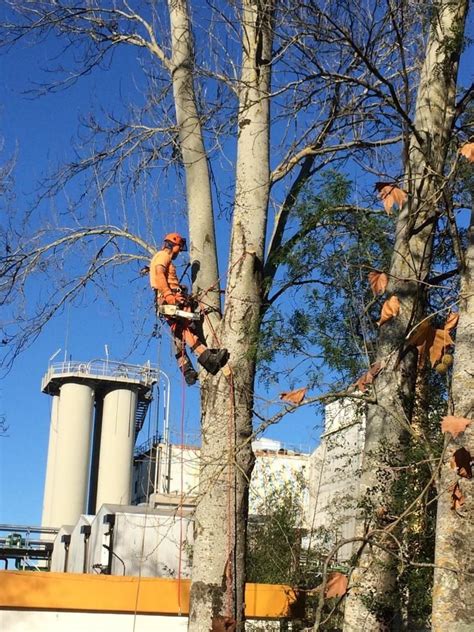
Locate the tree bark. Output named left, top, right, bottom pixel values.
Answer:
left=169, top=0, right=221, bottom=323
left=432, top=208, right=474, bottom=631
left=343, top=1, right=469, bottom=629
left=188, top=2, right=274, bottom=630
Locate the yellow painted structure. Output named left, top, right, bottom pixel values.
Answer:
left=0, top=571, right=296, bottom=618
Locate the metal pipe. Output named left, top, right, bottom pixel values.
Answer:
left=151, top=370, right=170, bottom=500
left=103, top=514, right=115, bottom=575
left=160, top=370, right=170, bottom=445
left=81, top=525, right=91, bottom=574
left=152, top=444, right=162, bottom=505
left=0, top=525, right=59, bottom=535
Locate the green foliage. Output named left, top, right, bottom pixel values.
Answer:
left=258, top=170, right=393, bottom=387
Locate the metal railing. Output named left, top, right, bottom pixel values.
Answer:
left=44, top=359, right=159, bottom=387
left=0, top=524, right=59, bottom=535
left=134, top=433, right=162, bottom=457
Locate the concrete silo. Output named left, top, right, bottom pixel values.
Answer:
left=41, top=360, right=157, bottom=529
left=95, top=386, right=138, bottom=509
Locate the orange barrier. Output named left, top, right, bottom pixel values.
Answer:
left=0, top=571, right=296, bottom=618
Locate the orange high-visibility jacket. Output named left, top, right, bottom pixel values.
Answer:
left=149, top=249, right=180, bottom=297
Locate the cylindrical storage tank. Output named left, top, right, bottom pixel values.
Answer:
left=95, top=387, right=138, bottom=510
left=49, top=382, right=95, bottom=528
left=41, top=394, right=60, bottom=527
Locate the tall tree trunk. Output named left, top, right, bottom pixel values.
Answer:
left=169, top=0, right=221, bottom=320
left=343, top=2, right=469, bottom=629
left=432, top=208, right=474, bottom=630
left=188, top=1, right=274, bottom=630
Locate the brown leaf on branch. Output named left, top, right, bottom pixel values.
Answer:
left=428, top=312, right=457, bottom=366
left=355, top=362, right=382, bottom=392
left=368, top=271, right=389, bottom=296
left=429, top=329, right=454, bottom=367
left=375, top=182, right=407, bottom=215
left=451, top=447, right=472, bottom=479
left=444, top=311, right=459, bottom=332
left=459, top=142, right=474, bottom=162
left=407, top=313, right=456, bottom=367
left=407, top=318, right=434, bottom=347
left=325, top=572, right=348, bottom=599
left=449, top=482, right=465, bottom=511
left=377, top=295, right=400, bottom=326
left=441, top=416, right=472, bottom=438
left=280, top=387, right=307, bottom=405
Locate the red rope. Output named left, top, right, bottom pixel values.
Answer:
left=225, top=365, right=236, bottom=620
left=177, top=333, right=186, bottom=615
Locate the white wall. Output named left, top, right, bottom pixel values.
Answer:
left=51, top=525, right=74, bottom=572
left=307, top=399, right=366, bottom=560
left=249, top=450, right=309, bottom=521
left=0, top=611, right=188, bottom=632
left=133, top=441, right=310, bottom=518
left=67, top=515, right=93, bottom=573
left=86, top=504, right=193, bottom=578
left=0, top=611, right=282, bottom=632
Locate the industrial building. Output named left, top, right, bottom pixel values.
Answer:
left=0, top=359, right=365, bottom=630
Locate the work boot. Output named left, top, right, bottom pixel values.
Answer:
left=183, top=365, right=198, bottom=386
left=197, top=348, right=229, bottom=375
left=176, top=352, right=198, bottom=386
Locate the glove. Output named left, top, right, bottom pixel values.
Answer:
left=164, top=292, right=178, bottom=305
left=165, top=293, right=184, bottom=306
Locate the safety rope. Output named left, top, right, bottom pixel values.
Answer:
left=226, top=364, right=237, bottom=621
left=177, top=330, right=187, bottom=616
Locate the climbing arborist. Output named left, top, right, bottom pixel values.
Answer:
left=149, top=232, right=229, bottom=385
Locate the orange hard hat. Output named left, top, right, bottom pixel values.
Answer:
left=164, top=232, right=187, bottom=251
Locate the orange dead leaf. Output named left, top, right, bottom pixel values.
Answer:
left=407, top=320, right=435, bottom=368
left=325, top=572, right=348, bottom=599
left=280, top=387, right=307, bottom=405
left=444, top=311, right=459, bottom=332
left=375, top=182, right=407, bottom=215
left=407, top=313, right=457, bottom=368
left=449, top=482, right=465, bottom=511
left=407, top=318, right=434, bottom=347
left=377, top=295, right=400, bottom=326
left=368, top=271, right=389, bottom=296
left=452, top=447, right=472, bottom=479
left=459, top=142, right=474, bottom=162
left=441, top=415, right=472, bottom=438
left=355, top=362, right=382, bottom=393
left=429, top=329, right=454, bottom=367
